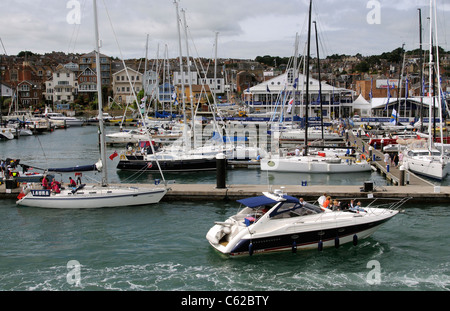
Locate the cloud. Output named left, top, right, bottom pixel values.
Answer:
left=0, top=0, right=448, bottom=60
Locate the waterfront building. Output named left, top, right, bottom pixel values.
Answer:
left=79, top=51, right=112, bottom=88
left=112, top=67, right=143, bottom=105
left=244, top=69, right=354, bottom=119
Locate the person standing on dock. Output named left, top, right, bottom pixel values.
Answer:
left=384, top=152, right=390, bottom=165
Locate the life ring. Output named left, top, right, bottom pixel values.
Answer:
left=120, top=154, right=126, bottom=160
left=360, top=154, right=366, bottom=160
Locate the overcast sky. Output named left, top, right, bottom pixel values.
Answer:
left=0, top=0, right=449, bottom=61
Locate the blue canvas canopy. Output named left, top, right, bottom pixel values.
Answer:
left=237, top=195, right=299, bottom=208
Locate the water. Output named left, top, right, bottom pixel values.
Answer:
left=0, top=126, right=449, bottom=292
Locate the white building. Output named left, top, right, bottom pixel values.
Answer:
left=45, top=67, right=78, bottom=105
left=245, top=69, right=354, bottom=119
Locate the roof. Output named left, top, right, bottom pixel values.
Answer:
left=237, top=194, right=298, bottom=208
left=246, top=71, right=353, bottom=95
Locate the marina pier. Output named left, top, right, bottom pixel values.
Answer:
left=2, top=182, right=449, bottom=203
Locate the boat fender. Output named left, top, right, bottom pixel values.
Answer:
left=292, top=241, right=297, bottom=254
left=335, top=237, right=340, bottom=248
left=249, top=242, right=254, bottom=256
left=318, top=240, right=323, bottom=252
left=353, top=234, right=358, bottom=246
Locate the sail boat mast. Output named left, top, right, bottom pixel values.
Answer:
left=303, top=0, right=312, bottom=156
left=418, top=8, right=424, bottom=133
left=313, top=21, right=323, bottom=141
left=93, top=0, right=108, bottom=187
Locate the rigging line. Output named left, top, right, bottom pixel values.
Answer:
left=101, top=0, right=166, bottom=184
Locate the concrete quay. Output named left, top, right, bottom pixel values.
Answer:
left=163, top=183, right=450, bottom=203
left=1, top=182, right=448, bottom=203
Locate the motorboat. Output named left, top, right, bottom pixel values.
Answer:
left=45, top=112, right=85, bottom=127
left=106, top=128, right=150, bottom=145
left=0, top=127, right=14, bottom=140
left=206, top=189, right=407, bottom=256
left=276, top=127, right=342, bottom=143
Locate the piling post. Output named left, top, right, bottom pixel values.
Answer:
left=399, top=165, right=405, bottom=186
left=216, top=153, right=227, bottom=189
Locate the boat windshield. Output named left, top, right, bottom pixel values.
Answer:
left=270, top=201, right=323, bottom=219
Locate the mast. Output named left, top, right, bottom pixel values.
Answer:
left=396, top=43, right=405, bottom=123
left=303, top=0, right=312, bottom=156
left=93, top=0, right=108, bottom=187
left=433, top=0, right=444, bottom=157
left=428, top=0, right=433, bottom=150
left=181, top=9, right=195, bottom=142
left=418, top=8, right=424, bottom=133
left=313, top=21, right=323, bottom=141
left=174, top=0, right=188, bottom=152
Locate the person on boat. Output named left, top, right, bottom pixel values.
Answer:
left=69, top=177, right=77, bottom=188
left=323, top=196, right=331, bottom=209
left=298, top=198, right=306, bottom=206
left=76, top=173, right=82, bottom=185
left=332, top=200, right=341, bottom=211
left=42, top=176, right=49, bottom=189
left=51, top=178, right=61, bottom=194
left=318, top=193, right=327, bottom=206
left=350, top=201, right=366, bottom=213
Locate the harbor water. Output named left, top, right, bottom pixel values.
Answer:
left=0, top=126, right=449, bottom=292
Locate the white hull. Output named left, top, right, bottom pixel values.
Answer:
left=0, top=128, right=14, bottom=140
left=17, top=185, right=167, bottom=209
left=260, top=156, right=372, bottom=173
left=206, top=191, right=401, bottom=256
left=402, top=157, right=448, bottom=180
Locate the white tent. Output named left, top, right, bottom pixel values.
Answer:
left=352, top=94, right=372, bottom=116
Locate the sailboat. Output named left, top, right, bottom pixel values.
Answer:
left=16, top=0, right=167, bottom=208
left=401, top=0, right=449, bottom=181
left=261, top=0, right=371, bottom=174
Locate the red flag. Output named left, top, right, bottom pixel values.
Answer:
left=109, top=151, right=119, bottom=160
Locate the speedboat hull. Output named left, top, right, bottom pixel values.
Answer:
left=208, top=213, right=394, bottom=256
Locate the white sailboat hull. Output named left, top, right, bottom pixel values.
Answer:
left=403, top=157, right=448, bottom=180
left=17, top=185, right=167, bottom=209
left=261, top=156, right=372, bottom=173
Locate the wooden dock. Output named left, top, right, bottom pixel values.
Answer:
left=348, top=131, right=435, bottom=187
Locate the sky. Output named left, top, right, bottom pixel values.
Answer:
left=0, top=0, right=449, bottom=61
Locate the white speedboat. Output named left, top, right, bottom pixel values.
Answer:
left=0, top=127, right=14, bottom=140
left=45, top=112, right=85, bottom=127
left=106, top=128, right=149, bottom=145
left=206, top=189, right=406, bottom=256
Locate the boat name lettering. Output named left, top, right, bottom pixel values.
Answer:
left=31, top=190, right=51, bottom=197
left=253, top=237, right=281, bottom=244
